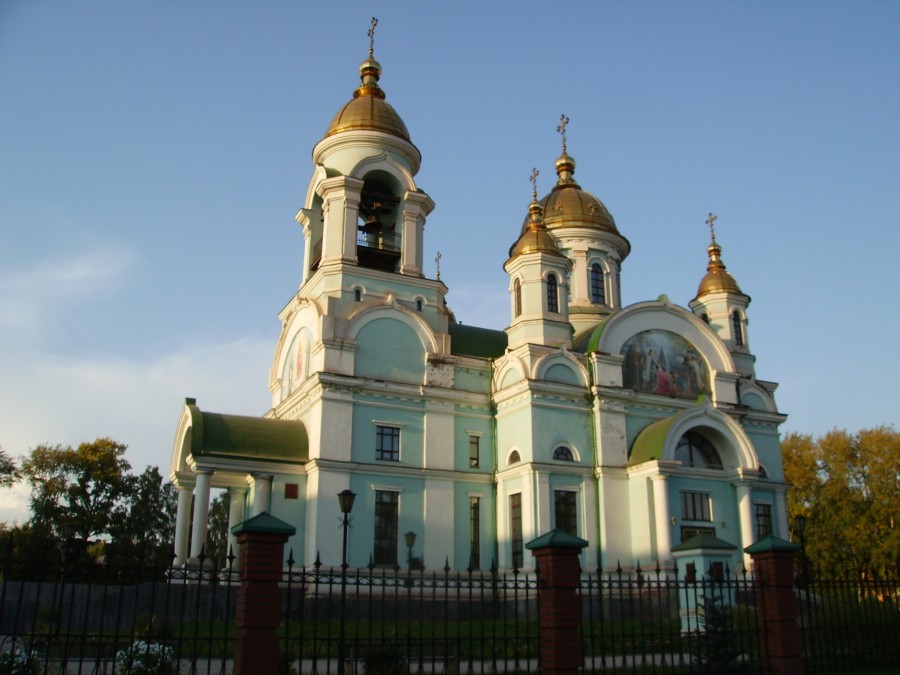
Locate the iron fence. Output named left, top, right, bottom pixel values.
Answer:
left=1, top=540, right=898, bottom=675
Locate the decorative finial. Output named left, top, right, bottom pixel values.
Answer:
left=557, top=114, right=570, bottom=154
left=435, top=250, right=442, bottom=280
left=706, top=212, right=718, bottom=244
left=530, top=167, right=540, bottom=202
left=368, top=17, right=378, bottom=56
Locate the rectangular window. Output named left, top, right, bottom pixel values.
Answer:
left=681, top=491, right=712, bottom=521
left=755, top=503, right=773, bottom=539
left=469, top=496, right=481, bottom=569
left=510, top=493, right=523, bottom=569
left=374, top=490, right=399, bottom=566
left=376, top=425, right=400, bottom=461
left=469, top=435, right=480, bottom=468
left=681, top=526, right=716, bottom=542
left=554, top=490, right=577, bottom=535
left=284, top=483, right=299, bottom=500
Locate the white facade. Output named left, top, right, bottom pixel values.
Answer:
left=170, top=41, right=788, bottom=575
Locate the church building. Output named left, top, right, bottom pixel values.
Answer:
left=169, top=30, right=788, bottom=574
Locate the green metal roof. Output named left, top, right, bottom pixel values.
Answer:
left=671, top=533, right=737, bottom=552
left=573, top=320, right=608, bottom=353
left=744, top=535, right=800, bottom=554
left=231, top=511, right=297, bottom=536
left=188, top=402, right=308, bottom=464
left=629, top=416, right=676, bottom=465
left=526, top=529, right=589, bottom=550
left=449, top=323, right=508, bottom=358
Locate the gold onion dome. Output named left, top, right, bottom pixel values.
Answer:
left=522, top=149, right=620, bottom=235
left=509, top=181, right=566, bottom=259
left=324, top=50, right=411, bottom=142
left=696, top=240, right=744, bottom=297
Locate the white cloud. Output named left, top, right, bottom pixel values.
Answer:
left=0, top=248, right=135, bottom=334
left=0, top=335, right=273, bottom=525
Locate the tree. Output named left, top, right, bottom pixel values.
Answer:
left=782, top=426, right=900, bottom=578
left=0, top=447, right=19, bottom=488
left=109, top=465, right=177, bottom=569
left=21, top=438, right=132, bottom=542
left=206, top=491, right=232, bottom=569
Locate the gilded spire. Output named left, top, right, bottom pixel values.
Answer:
left=508, top=168, right=564, bottom=259
left=356, top=17, right=385, bottom=100
left=554, top=114, right=577, bottom=186
left=696, top=213, right=744, bottom=296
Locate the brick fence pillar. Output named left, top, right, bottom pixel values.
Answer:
left=526, top=529, right=589, bottom=675
left=745, top=536, right=805, bottom=675
left=232, top=512, right=296, bottom=675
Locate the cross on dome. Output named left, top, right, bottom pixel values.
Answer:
left=530, top=167, right=540, bottom=202
left=368, top=17, right=378, bottom=56
left=557, top=114, right=570, bottom=154
left=706, top=212, right=718, bottom=244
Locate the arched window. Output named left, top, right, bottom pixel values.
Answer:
left=674, top=431, right=723, bottom=469
left=508, top=450, right=521, bottom=465
left=354, top=288, right=362, bottom=302
left=547, top=274, right=559, bottom=313
left=552, top=446, right=574, bottom=461
left=590, top=264, right=605, bottom=304
left=732, top=311, right=744, bottom=347
left=513, top=279, right=522, bottom=317
left=701, top=313, right=709, bottom=324
left=416, top=298, right=423, bottom=312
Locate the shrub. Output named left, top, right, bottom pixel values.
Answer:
left=115, top=640, right=175, bottom=675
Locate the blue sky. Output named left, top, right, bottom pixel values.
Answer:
left=1, top=1, right=898, bottom=521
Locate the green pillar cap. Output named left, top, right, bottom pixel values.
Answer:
left=744, top=534, right=800, bottom=554
left=231, top=511, right=297, bottom=537
left=526, top=529, right=588, bottom=550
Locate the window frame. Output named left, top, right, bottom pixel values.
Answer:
left=755, top=502, right=773, bottom=539
left=681, top=491, right=712, bottom=522
left=553, top=489, right=578, bottom=535
left=590, top=263, right=605, bottom=304
left=469, top=435, right=480, bottom=468
left=547, top=274, right=559, bottom=313
left=509, top=492, right=523, bottom=569
left=373, top=490, right=399, bottom=566
left=469, top=495, right=481, bottom=570
left=375, top=425, right=401, bottom=462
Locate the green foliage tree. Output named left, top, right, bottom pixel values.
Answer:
left=782, top=426, right=900, bottom=577
left=206, top=491, right=231, bottom=569
left=0, top=447, right=19, bottom=488
left=21, top=438, right=132, bottom=542
left=109, top=466, right=177, bottom=569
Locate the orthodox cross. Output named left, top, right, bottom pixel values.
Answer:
left=368, top=17, right=378, bottom=56
left=435, top=250, right=442, bottom=280
left=557, top=114, right=570, bottom=154
left=706, top=212, right=718, bottom=243
left=530, top=167, right=540, bottom=201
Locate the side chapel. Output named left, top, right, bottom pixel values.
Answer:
left=170, top=26, right=788, bottom=574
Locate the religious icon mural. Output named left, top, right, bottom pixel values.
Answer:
left=621, top=330, right=709, bottom=399
left=280, top=329, right=309, bottom=399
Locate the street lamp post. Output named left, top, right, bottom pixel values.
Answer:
left=337, top=489, right=356, bottom=675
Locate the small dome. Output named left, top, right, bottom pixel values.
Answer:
left=696, top=242, right=744, bottom=297
left=323, top=53, right=411, bottom=142
left=508, top=198, right=566, bottom=260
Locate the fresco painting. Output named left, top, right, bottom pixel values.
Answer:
left=621, top=330, right=709, bottom=399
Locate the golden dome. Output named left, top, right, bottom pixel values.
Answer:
left=696, top=241, right=744, bottom=296
left=323, top=53, right=411, bottom=142
left=522, top=151, right=620, bottom=235
left=508, top=197, right=566, bottom=259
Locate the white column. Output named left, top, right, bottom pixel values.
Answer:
left=774, top=487, right=789, bottom=539
left=250, top=473, right=273, bottom=516
left=173, top=483, right=194, bottom=567
left=227, top=487, right=248, bottom=568
left=735, top=483, right=754, bottom=568
left=650, top=474, right=672, bottom=567
left=189, top=470, right=213, bottom=560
